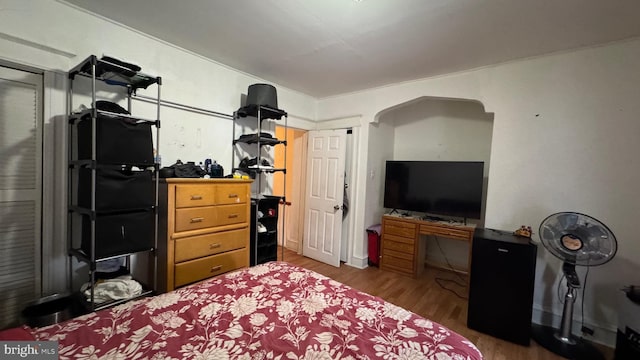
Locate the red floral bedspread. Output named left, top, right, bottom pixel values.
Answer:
left=28, top=262, right=482, bottom=359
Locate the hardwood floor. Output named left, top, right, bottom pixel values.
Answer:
left=280, top=248, right=614, bottom=360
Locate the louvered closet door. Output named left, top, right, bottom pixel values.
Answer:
left=0, top=66, right=43, bottom=329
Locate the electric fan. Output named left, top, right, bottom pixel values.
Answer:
left=532, top=212, right=617, bottom=360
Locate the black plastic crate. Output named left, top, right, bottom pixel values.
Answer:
left=257, top=232, right=277, bottom=247
left=77, top=113, right=153, bottom=164
left=81, top=210, right=154, bottom=259
left=78, top=167, right=154, bottom=210
left=257, top=244, right=278, bottom=264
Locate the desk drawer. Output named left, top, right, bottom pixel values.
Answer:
left=214, top=184, right=248, bottom=205
left=175, top=206, right=218, bottom=232
left=176, top=185, right=217, bottom=208
left=420, top=224, right=471, bottom=240
left=382, top=251, right=415, bottom=272
left=384, top=220, right=416, bottom=238
left=382, top=238, right=415, bottom=254
left=174, top=228, right=248, bottom=262
left=174, top=248, right=248, bottom=288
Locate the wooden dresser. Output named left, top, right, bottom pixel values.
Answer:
left=380, top=215, right=476, bottom=278
left=158, top=178, right=252, bottom=292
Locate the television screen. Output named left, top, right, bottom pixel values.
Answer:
left=383, top=161, right=484, bottom=219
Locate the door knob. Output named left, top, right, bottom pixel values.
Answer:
left=334, top=205, right=342, bottom=211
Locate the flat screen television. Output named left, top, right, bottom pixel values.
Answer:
left=383, top=160, right=484, bottom=219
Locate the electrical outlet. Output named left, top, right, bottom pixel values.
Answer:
left=581, top=326, right=594, bottom=336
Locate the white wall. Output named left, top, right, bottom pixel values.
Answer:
left=361, top=121, right=394, bottom=263
left=388, top=99, right=493, bottom=165
left=1, top=0, right=317, bottom=169
left=317, top=38, right=640, bottom=345
left=0, top=0, right=317, bottom=293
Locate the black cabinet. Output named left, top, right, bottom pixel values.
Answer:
left=467, top=228, right=537, bottom=345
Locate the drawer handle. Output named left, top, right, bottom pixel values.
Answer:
left=190, top=217, right=204, bottom=223
left=209, top=243, right=221, bottom=249
left=228, top=214, right=238, bottom=219
left=228, top=193, right=238, bottom=198
left=191, top=195, right=203, bottom=200
left=210, top=265, right=222, bottom=273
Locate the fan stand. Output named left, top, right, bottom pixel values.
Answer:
left=532, top=262, right=604, bottom=360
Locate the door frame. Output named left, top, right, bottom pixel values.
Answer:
left=42, top=70, right=69, bottom=294
left=274, top=126, right=307, bottom=254
left=341, top=127, right=359, bottom=267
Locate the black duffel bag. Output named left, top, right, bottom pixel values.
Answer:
left=160, top=160, right=206, bottom=178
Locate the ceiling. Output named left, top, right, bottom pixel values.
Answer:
left=62, top=0, right=640, bottom=98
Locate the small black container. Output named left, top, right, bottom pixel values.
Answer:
left=21, top=294, right=84, bottom=328
left=78, top=166, right=154, bottom=210
left=77, top=113, right=153, bottom=165
left=81, top=209, right=155, bottom=259
left=210, top=162, right=224, bottom=178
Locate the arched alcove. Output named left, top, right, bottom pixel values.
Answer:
left=367, top=96, right=494, bottom=270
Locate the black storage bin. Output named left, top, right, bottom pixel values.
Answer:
left=615, top=287, right=640, bottom=359
left=78, top=167, right=154, bottom=210
left=21, top=293, right=87, bottom=328
left=77, top=113, right=153, bottom=164
left=82, top=210, right=154, bottom=259
left=257, top=243, right=278, bottom=264
left=258, top=232, right=278, bottom=247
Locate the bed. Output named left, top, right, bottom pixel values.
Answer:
left=1, top=262, right=483, bottom=359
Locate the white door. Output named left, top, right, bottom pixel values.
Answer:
left=303, top=130, right=346, bottom=267
left=0, top=66, right=43, bottom=328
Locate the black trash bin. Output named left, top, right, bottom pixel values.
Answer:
left=615, top=286, right=640, bottom=360
left=21, top=294, right=81, bottom=328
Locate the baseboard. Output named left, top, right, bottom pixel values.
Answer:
left=346, top=254, right=368, bottom=269
left=532, top=306, right=617, bottom=348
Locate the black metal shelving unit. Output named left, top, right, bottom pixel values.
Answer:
left=67, top=55, right=161, bottom=311
left=232, top=104, right=288, bottom=266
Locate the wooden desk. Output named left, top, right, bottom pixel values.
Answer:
left=379, top=214, right=476, bottom=278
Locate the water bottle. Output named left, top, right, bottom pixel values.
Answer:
left=154, top=153, right=162, bottom=167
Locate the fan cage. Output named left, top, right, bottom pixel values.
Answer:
left=538, top=212, right=617, bottom=266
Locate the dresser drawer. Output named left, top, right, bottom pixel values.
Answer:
left=174, top=228, right=248, bottom=262
left=174, top=248, right=248, bottom=288
left=216, top=204, right=248, bottom=226
left=384, top=219, right=416, bottom=238
left=175, top=206, right=218, bottom=232
left=176, top=185, right=217, bottom=208
left=215, top=184, right=248, bottom=205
